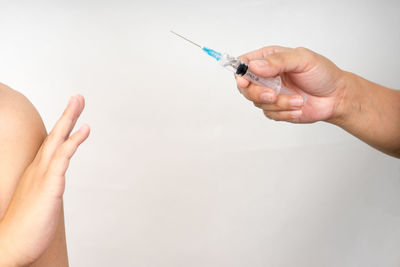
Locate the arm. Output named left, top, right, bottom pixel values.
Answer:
left=235, top=46, right=400, bottom=157
left=330, top=72, right=400, bottom=157
left=0, top=85, right=70, bottom=266
left=0, top=89, right=89, bottom=266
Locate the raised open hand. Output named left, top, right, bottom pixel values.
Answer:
left=0, top=95, right=90, bottom=267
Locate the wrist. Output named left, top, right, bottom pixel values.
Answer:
left=325, top=71, right=359, bottom=126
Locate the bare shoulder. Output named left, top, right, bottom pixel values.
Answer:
left=0, top=82, right=47, bottom=215
left=0, top=82, right=46, bottom=148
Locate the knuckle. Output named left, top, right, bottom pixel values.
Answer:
left=261, top=46, right=279, bottom=57
left=55, top=146, right=68, bottom=159
left=248, top=93, right=258, bottom=102
left=263, top=111, right=276, bottom=121
left=260, top=104, right=278, bottom=111
left=44, top=133, right=56, bottom=144
left=56, top=142, right=75, bottom=159
left=295, top=46, right=316, bottom=61
left=242, top=90, right=255, bottom=102
left=246, top=96, right=255, bottom=102
left=264, top=56, right=275, bottom=65
left=261, top=45, right=274, bottom=52
left=265, top=54, right=282, bottom=68
left=294, top=46, right=310, bottom=54
left=289, top=117, right=300, bottom=123
left=276, top=99, right=286, bottom=109
left=253, top=102, right=262, bottom=108
left=261, top=46, right=271, bottom=56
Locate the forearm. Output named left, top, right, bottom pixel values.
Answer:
left=330, top=72, right=400, bottom=157
left=30, top=207, right=69, bottom=267
left=0, top=230, right=18, bottom=267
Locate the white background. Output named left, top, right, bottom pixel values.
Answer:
left=1, top=0, right=400, bottom=266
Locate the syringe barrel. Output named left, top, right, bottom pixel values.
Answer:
left=242, top=68, right=306, bottom=99
left=218, top=53, right=282, bottom=94
left=242, top=68, right=305, bottom=98
left=219, top=53, right=306, bottom=99
left=242, top=69, right=283, bottom=94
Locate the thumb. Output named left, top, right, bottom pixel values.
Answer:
left=248, top=48, right=314, bottom=78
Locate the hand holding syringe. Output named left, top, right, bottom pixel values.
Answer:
left=171, top=30, right=400, bottom=158
left=170, top=31, right=304, bottom=99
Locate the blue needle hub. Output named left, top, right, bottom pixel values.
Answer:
left=202, top=47, right=222, bottom=61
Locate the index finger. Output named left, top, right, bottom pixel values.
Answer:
left=238, top=46, right=294, bottom=63
left=236, top=46, right=293, bottom=89
left=49, top=95, right=85, bottom=141
left=40, top=95, right=85, bottom=161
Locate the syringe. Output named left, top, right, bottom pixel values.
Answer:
left=170, top=31, right=299, bottom=96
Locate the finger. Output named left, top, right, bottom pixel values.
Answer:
left=254, top=94, right=304, bottom=111
left=47, top=124, right=90, bottom=178
left=248, top=47, right=315, bottom=78
left=50, top=95, right=85, bottom=140
left=236, top=47, right=294, bottom=98
left=74, top=94, right=85, bottom=111
left=238, top=46, right=294, bottom=63
left=235, top=75, right=250, bottom=89
left=239, top=83, right=278, bottom=104
left=42, top=95, right=85, bottom=157
left=263, top=109, right=303, bottom=123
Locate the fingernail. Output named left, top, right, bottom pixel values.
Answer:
left=260, top=92, right=274, bottom=102
left=250, top=59, right=268, bottom=67
left=290, top=110, right=302, bottom=118
left=68, top=96, right=75, bottom=105
left=289, top=96, right=304, bottom=107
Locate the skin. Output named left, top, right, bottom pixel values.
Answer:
left=236, top=46, right=400, bottom=158
left=0, top=84, right=89, bottom=266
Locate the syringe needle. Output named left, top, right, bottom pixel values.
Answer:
left=170, top=31, right=222, bottom=61
left=169, top=31, right=305, bottom=100
left=170, top=31, right=201, bottom=48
